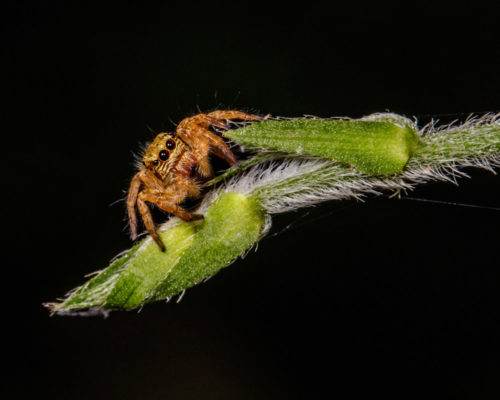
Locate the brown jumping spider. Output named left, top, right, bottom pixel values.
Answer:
left=127, top=110, right=262, bottom=251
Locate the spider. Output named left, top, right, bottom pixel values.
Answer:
left=127, top=110, right=263, bottom=251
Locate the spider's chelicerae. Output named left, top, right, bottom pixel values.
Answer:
left=127, top=110, right=262, bottom=251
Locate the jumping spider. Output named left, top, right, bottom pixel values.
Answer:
left=127, top=110, right=262, bottom=251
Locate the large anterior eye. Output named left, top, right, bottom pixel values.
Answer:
left=166, top=139, right=176, bottom=150
left=159, top=150, right=169, bottom=161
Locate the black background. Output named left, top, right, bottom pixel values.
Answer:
left=4, top=1, right=500, bottom=399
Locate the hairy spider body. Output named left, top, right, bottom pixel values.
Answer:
left=127, top=111, right=262, bottom=251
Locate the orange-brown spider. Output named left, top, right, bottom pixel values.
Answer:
left=127, top=110, right=262, bottom=251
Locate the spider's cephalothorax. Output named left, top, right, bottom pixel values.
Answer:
left=127, top=110, right=262, bottom=251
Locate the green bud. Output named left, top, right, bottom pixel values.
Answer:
left=226, top=118, right=420, bottom=175
left=47, top=192, right=265, bottom=314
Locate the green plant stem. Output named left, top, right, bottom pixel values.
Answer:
left=45, top=113, right=499, bottom=315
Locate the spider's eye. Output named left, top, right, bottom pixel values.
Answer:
left=153, top=160, right=159, bottom=166
left=166, top=139, right=176, bottom=150
left=159, top=150, right=169, bottom=161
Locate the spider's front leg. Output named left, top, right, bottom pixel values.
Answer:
left=176, top=111, right=264, bottom=170
left=206, top=110, right=263, bottom=122
left=176, top=114, right=228, bottom=151
left=127, top=172, right=142, bottom=239
left=127, top=169, right=165, bottom=240
left=137, top=181, right=203, bottom=251
left=136, top=191, right=166, bottom=251
left=185, top=125, right=237, bottom=175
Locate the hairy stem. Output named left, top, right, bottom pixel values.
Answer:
left=45, top=113, right=499, bottom=315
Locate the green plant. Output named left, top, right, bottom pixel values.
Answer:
left=45, top=113, right=500, bottom=315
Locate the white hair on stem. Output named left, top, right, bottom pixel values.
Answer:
left=45, top=112, right=499, bottom=315
left=197, top=113, right=499, bottom=216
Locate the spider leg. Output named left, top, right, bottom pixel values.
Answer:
left=174, top=111, right=262, bottom=177
left=128, top=169, right=165, bottom=240
left=176, top=112, right=262, bottom=148
left=197, top=156, right=214, bottom=178
left=156, top=198, right=204, bottom=222
left=188, top=125, right=238, bottom=168
left=184, top=179, right=201, bottom=198
left=176, top=113, right=236, bottom=155
left=141, top=189, right=203, bottom=223
left=137, top=192, right=166, bottom=251
left=127, top=172, right=142, bottom=239
left=182, top=130, right=213, bottom=177
left=206, top=130, right=238, bottom=167
left=177, top=114, right=227, bottom=134
left=204, top=112, right=263, bottom=165
left=207, top=110, right=262, bottom=122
